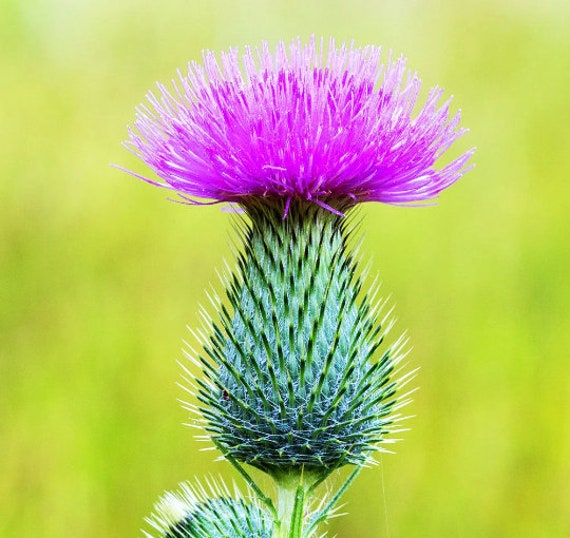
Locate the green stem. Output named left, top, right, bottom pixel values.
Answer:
left=274, top=470, right=314, bottom=538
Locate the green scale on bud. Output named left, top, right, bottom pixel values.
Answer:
left=193, top=199, right=407, bottom=482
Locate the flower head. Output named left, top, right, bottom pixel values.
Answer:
left=123, top=36, right=473, bottom=213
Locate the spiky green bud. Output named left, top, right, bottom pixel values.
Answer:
left=190, top=200, right=407, bottom=478
left=145, top=480, right=273, bottom=538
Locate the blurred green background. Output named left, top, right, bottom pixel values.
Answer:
left=1, top=0, right=569, bottom=536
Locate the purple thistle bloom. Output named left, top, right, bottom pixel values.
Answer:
left=122, top=36, right=474, bottom=213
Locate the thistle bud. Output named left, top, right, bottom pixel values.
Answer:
left=145, top=480, right=273, bottom=538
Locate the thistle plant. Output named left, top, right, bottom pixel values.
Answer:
left=120, top=36, right=474, bottom=537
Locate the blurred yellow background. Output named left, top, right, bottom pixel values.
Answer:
left=1, top=1, right=569, bottom=536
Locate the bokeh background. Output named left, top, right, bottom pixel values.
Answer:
left=2, top=0, right=569, bottom=536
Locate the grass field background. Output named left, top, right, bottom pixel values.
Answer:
left=1, top=1, right=569, bottom=536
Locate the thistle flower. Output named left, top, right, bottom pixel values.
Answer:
left=123, top=36, right=473, bottom=213
left=123, top=36, right=474, bottom=538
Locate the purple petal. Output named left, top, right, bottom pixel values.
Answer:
left=122, top=36, right=474, bottom=210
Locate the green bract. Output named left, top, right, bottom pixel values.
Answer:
left=190, top=200, right=408, bottom=478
